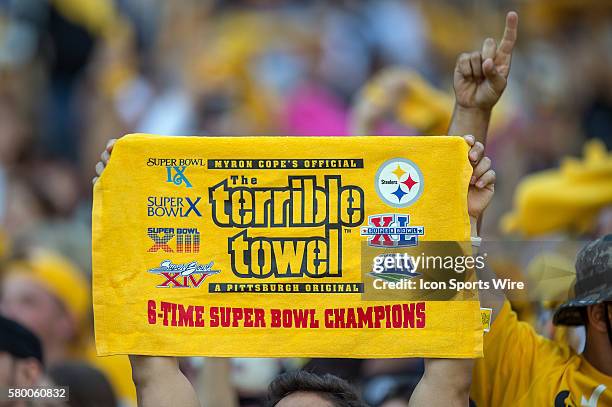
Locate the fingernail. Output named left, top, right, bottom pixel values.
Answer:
left=470, top=152, right=477, bottom=160
left=476, top=181, right=484, bottom=188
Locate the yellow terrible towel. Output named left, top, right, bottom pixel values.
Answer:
left=93, top=134, right=482, bottom=358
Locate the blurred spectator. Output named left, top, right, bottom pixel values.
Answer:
left=48, top=361, right=117, bottom=407
left=0, top=249, right=89, bottom=364
left=0, top=314, right=45, bottom=390
left=0, top=248, right=135, bottom=405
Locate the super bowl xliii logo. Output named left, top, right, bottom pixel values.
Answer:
left=209, top=176, right=364, bottom=278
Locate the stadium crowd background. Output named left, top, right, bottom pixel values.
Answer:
left=0, top=1, right=610, bottom=406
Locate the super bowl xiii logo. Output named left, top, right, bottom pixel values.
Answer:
left=375, top=158, right=423, bottom=207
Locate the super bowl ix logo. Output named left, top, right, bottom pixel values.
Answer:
left=147, top=227, right=200, bottom=253
left=147, top=158, right=206, bottom=188
left=148, top=259, right=220, bottom=288
left=360, top=214, right=424, bottom=247
left=375, top=158, right=423, bottom=208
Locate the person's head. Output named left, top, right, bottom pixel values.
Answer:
left=48, top=361, right=117, bottom=407
left=266, top=371, right=368, bottom=407
left=376, top=378, right=419, bottom=407
left=553, top=235, right=612, bottom=357
left=0, top=315, right=44, bottom=389
left=0, top=249, right=89, bottom=363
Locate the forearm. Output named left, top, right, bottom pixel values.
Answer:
left=409, top=219, right=478, bottom=407
left=409, top=358, right=474, bottom=407
left=474, top=241, right=506, bottom=324
left=448, top=105, right=491, bottom=146
left=469, top=216, right=505, bottom=323
left=130, top=356, right=200, bottom=407
left=196, top=358, right=238, bottom=407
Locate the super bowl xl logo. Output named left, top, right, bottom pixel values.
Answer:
left=375, top=158, right=423, bottom=207
left=360, top=214, right=424, bottom=247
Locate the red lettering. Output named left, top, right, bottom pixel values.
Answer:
left=178, top=304, right=194, bottom=327
left=373, top=306, right=385, bottom=328
left=232, top=308, right=243, bottom=327
left=195, top=306, right=205, bottom=327
left=188, top=274, right=207, bottom=288
left=147, top=300, right=156, bottom=324
left=171, top=302, right=178, bottom=326
left=160, top=301, right=171, bottom=326
left=210, top=307, right=219, bottom=327
left=254, top=309, right=266, bottom=327
left=324, top=309, right=333, bottom=328
left=416, top=302, right=426, bottom=328
left=357, top=307, right=372, bottom=328
left=270, top=309, right=281, bottom=327
left=158, top=273, right=183, bottom=288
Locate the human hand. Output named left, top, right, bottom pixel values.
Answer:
left=453, top=12, right=518, bottom=111
left=92, top=139, right=117, bottom=184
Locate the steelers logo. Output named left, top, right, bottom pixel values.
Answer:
left=375, top=158, right=423, bottom=208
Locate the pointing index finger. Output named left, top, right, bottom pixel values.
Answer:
left=498, top=11, right=518, bottom=56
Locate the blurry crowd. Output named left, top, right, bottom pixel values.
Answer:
left=0, top=1, right=611, bottom=406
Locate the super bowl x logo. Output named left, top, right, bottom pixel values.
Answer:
left=209, top=175, right=364, bottom=279
left=360, top=214, right=424, bottom=247
left=375, top=158, right=423, bottom=208
left=147, top=227, right=200, bottom=253
left=147, top=196, right=202, bottom=218
left=147, top=158, right=206, bottom=188
left=147, top=259, right=220, bottom=288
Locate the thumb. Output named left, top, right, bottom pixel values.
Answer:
left=482, top=58, right=506, bottom=93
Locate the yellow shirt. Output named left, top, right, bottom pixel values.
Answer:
left=472, top=301, right=612, bottom=406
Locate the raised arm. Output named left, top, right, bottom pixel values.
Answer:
left=130, top=356, right=200, bottom=407
left=410, top=135, right=495, bottom=406
left=448, top=11, right=518, bottom=145
left=94, top=143, right=198, bottom=407
left=196, top=358, right=239, bottom=407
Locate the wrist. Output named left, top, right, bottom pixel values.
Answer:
left=454, top=104, right=492, bottom=118
left=469, top=216, right=479, bottom=237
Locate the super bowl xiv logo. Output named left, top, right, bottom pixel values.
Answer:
left=375, top=158, right=423, bottom=207
left=147, top=158, right=206, bottom=188
left=360, top=214, right=424, bottom=247
left=209, top=176, right=364, bottom=278
left=147, top=260, right=220, bottom=288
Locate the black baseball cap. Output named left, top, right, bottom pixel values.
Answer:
left=0, top=315, right=44, bottom=364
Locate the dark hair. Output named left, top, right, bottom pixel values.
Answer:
left=48, top=361, right=117, bottom=407
left=266, top=370, right=369, bottom=407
